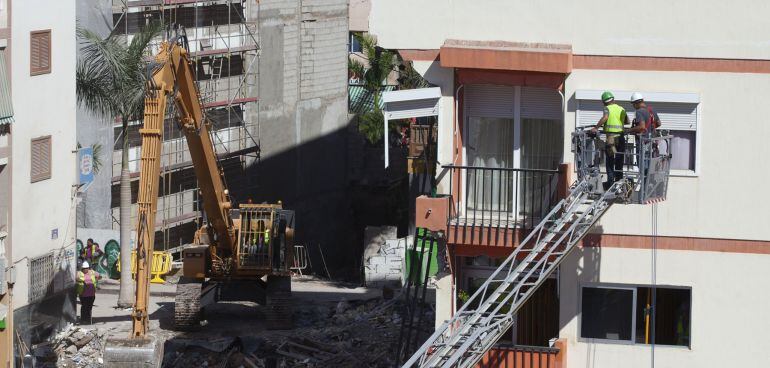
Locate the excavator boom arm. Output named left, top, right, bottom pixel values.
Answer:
left=131, top=39, right=235, bottom=337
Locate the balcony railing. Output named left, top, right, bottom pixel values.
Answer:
left=477, top=344, right=560, bottom=368
left=444, top=165, right=560, bottom=230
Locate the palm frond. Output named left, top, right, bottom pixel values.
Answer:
left=127, top=21, right=163, bottom=62
left=76, top=58, right=118, bottom=119
left=77, top=26, right=129, bottom=79
left=91, top=143, right=103, bottom=174
left=354, top=33, right=377, bottom=60
left=348, top=58, right=365, bottom=81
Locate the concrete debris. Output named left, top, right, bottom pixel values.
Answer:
left=30, top=324, right=106, bottom=368
left=163, top=296, right=430, bottom=368
left=335, top=299, right=350, bottom=314
left=363, top=226, right=409, bottom=288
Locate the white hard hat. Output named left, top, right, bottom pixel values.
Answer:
left=82, top=260, right=90, bottom=268
left=631, top=92, right=644, bottom=103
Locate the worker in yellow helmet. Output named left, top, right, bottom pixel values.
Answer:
left=592, top=91, right=629, bottom=189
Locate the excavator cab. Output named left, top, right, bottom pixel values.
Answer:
left=236, top=204, right=295, bottom=273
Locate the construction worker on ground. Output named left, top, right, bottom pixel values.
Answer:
left=76, top=260, right=102, bottom=325
left=79, top=238, right=103, bottom=269
left=591, top=91, right=629, bottom=189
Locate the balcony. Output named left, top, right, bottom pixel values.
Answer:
left=476, top=342, right=566, bottom=368
left=416, top=164, right=573, bottom=250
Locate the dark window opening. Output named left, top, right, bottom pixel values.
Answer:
left=635, top=287, right=691, bottom=346
left=581, top=287, right=634, bottom=341
left=581, top=285, right=691, bottom=347
left=349, top=32, right=363, bottom=53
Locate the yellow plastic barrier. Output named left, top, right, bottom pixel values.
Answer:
left=117, top=251, right=172, bottom=284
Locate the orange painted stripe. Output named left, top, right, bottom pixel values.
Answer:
left=448, top=225, right=770, bottom=255
left=573, top=54, right=770, bottom=74
left=582, top=233, right=770, bottom=255
left=403, top=48, right=770, bottom=74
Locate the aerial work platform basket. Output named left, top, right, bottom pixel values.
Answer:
left=572, top=128, right=673, bottom=203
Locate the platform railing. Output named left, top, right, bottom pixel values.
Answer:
left=572, top=128, right=673, bottom=204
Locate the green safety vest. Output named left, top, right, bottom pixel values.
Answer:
left=76, top=271, right=98, bottom=295
left=605, top=103, right=626, bottom=133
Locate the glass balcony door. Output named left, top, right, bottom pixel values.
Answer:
left=466, top=116, right=515, bottom=215
left=461, top=85, right=562, bottom=226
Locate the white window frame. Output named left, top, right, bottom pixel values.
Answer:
left=574, top=90, right=701, bottom=177
left=349, top=31, right=363, bottom=54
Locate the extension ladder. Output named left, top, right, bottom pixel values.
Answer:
left=403, top=177, right=628, bottom=368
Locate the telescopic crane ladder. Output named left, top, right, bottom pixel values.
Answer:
left=403, top=130, right=672, bottom=368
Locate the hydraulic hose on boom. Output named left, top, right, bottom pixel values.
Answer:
left=105, top=33, right=238, bottom=367
left=132, top=35, right=236, bottom=339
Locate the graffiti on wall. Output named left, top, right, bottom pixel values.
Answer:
left=76, top=228, right=129, bottom=279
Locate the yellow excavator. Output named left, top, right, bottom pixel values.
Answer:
left=104, top=30, right=294, bottom=367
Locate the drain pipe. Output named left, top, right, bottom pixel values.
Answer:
left=450, top=84, right=463, bottom=316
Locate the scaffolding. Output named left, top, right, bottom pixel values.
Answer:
left=110, top=0, right=261, bottom=250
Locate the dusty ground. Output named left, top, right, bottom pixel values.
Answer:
left=52, top=276, right=424, bottom=367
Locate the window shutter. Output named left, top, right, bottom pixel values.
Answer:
left=465, top=85, right=515, bottom=118
left=521, top=87, right=562, bottom=120
left=577, top=100, right=698, bottom=132
left=384, top=99, right=439, bottom=120
left=31, top=136, right=51, bottom=182
left=30, top=30, right=51, bottom=75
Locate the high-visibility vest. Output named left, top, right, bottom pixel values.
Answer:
left=76, top=271, right=98, bottom=296
left=83, top=244, right=98, bottom=259
left=605, top=103, right=626, bottom=133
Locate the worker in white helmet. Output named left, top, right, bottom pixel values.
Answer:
left=76, top=260, right=102, bottom=324
left=629, top=92, right=661, bottom=174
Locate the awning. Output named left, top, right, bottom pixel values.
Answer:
left=348, top=84, right=396, bottom=114
left=0, top=50, right=13, bottom=125
left=440, top=39, right=572, bottom=74
left=382, top=87, right=442, bottom=168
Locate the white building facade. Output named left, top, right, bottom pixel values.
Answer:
left=7, top=0, right=78, bottom=362
left=370, top=1, right=770, bottom=366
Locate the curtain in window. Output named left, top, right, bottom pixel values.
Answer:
left=669, top=130, right=695, bottom=171
left=519, top=118, right=561, bottom=221
left=466, top=117, right=514, bottom=213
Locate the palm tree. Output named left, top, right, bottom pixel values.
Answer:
left=349, top=33, right=396, bottom=144
left=76, top=22, right=161, bottom=307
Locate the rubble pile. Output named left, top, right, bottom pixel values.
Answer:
left=31, top=325, right=105, bottom=368
left=164, top=296, right=432, bottom=368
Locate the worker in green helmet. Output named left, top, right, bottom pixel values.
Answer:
left=592, top=91, right=629, bottom=189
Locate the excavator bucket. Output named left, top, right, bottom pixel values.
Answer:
left=103, top=336, right=164, bottom=368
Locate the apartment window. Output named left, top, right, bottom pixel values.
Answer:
left=30, top=30, right=51, bottom=75
left=31, top=136, right=51, bottom=182
left=29, top=252, right=54, bottom=303
left=581, top=284, right=691, bottom=347
left=581, top=286, right=635, bottom=341
left=576, top=91, right=699, bottom=173
left=349, top=32, right=363, bottom=53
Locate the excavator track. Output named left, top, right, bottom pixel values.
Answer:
left=265, top=275, right=293, bottom=330
left=174, top=279, right=203, bottom=330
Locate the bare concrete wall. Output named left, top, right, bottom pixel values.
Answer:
left=349, top=0, right=370, bottom=32
left=241, top=0, right=353, bottom=274
left=75, top=0, right=114, bottom=229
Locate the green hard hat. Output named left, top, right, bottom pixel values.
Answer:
left=601, top=91, right=615, bottom=102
